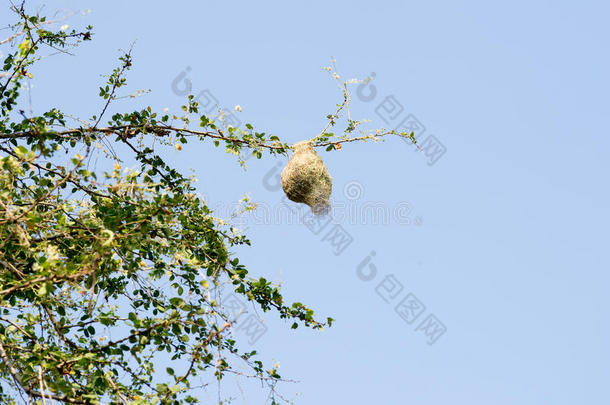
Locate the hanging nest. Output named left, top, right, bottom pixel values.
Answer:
left=281, top=140, right=332, bottom=215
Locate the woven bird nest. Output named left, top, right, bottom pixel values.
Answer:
left=281, top=141, right=332, bottom=215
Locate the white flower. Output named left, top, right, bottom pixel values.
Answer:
left=60, top=24, right=69, bottom=31
left=234, top=105, right=242, bottom=112
left=45, top=245, right=60, bottom=262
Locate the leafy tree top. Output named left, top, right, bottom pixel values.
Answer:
left=0, top=3, right=414, bottom=404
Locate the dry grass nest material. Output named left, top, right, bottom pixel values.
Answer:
left=281, top=140, right=332, bottom=215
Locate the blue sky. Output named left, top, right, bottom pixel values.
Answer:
left=4, top=0, right=609, bottom=403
